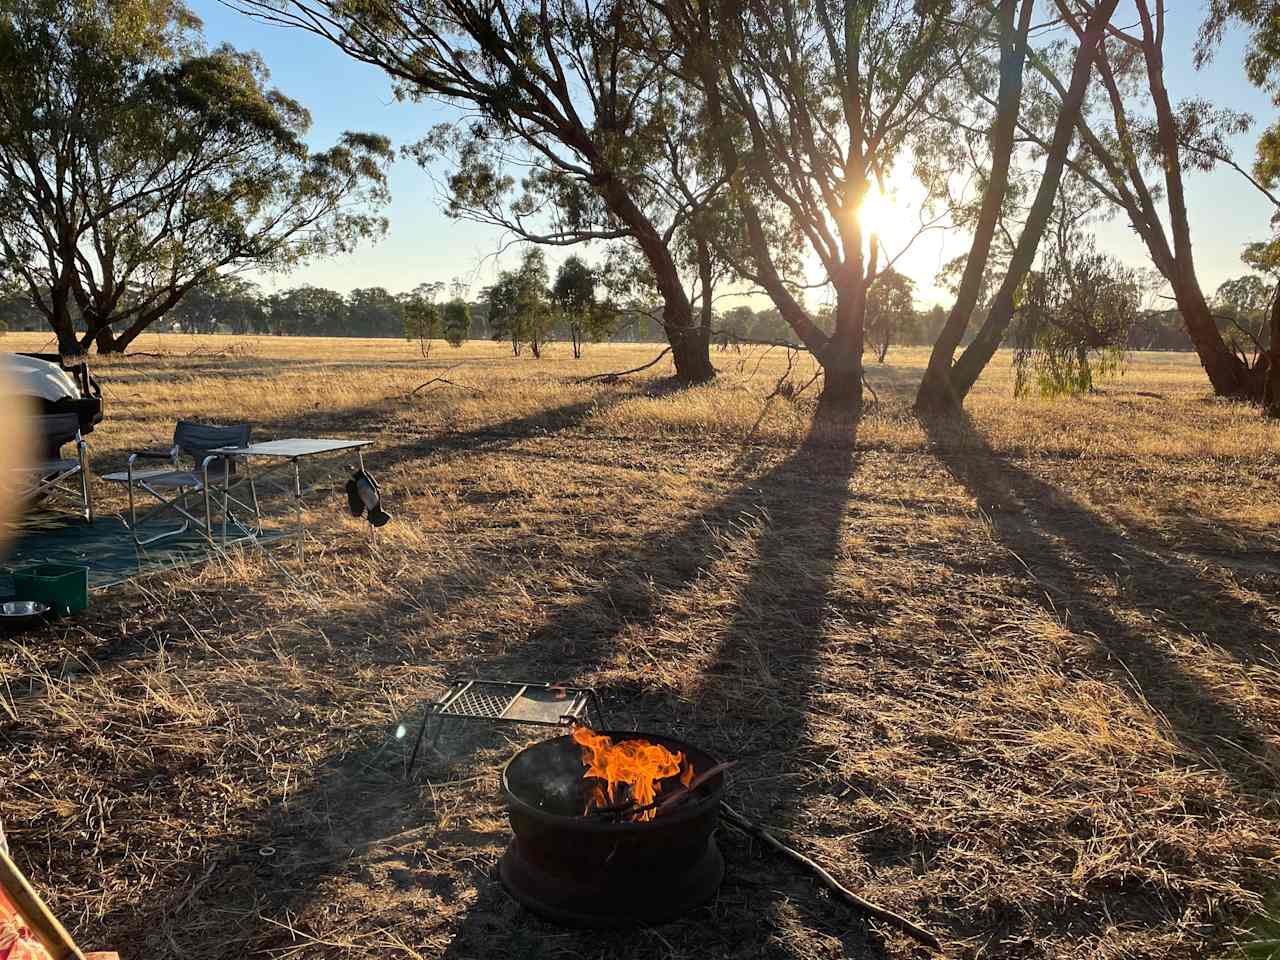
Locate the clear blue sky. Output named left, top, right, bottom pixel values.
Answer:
left=191, top=0, right=1278, bottom=306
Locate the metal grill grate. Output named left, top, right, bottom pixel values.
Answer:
left=442, top=686, right=517, bottom=720
left=406, top=679, right=607, bottom=778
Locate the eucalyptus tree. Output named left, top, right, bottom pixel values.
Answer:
left=168, top=275, right=267, bottom=335
left=1012, top=227, right=1139, bottom=399
left=236, top=0, right=721, bottom=382
left=1200, top=5, right=1280, bottom=412
left=661, top=0, right=978, bottom=417
left=0, top=0, right=391, bottom=355
left=864, top=268, right=915, bottom=363
left=553, top=255, right=614, bottom=357
left=914, top=0, right=1120, bottom=413
left=987, top=0, right=1262, bottom=399
left=486, top=247, right=554, bottom=357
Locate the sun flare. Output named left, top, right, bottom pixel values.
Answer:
left=857, top=188, right=895, bottom=236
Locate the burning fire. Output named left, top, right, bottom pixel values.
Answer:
left=571, top=727, right=696, bottom=821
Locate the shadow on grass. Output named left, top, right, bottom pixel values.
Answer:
left=14, top=386, right=648, bottom=958
left=143, top=419, right=868, bottom=959
left=437, top=422, right=869, bottom=959
left=922, top=411, right=1279, bottom=796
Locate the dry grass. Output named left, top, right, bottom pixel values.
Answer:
left=0, top=330, right=1277, bottom=960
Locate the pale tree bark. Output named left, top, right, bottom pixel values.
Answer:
left=916, top=0, right=1120, bottom=412
left=1023, top=0, right=1258, bottom=398
left=948, top=0, right=1120, bottom=399
left=915, top=0, right=1035, bottom=414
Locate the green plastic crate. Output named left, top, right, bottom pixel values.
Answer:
left=12, top=563, right=89, bottom=617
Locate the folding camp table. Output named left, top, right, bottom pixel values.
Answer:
left=210, top=437, right=373, bottom=560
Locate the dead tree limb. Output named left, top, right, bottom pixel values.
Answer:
left=720, top=803, right=942, bottom=952
left=574, top=346, right=672, bottom=383
left=401, top=364, right=484, bottom=399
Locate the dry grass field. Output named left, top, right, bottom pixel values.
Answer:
left=0, top=330, right=1277, bottom=960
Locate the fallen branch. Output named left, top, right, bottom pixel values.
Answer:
left=400, top=365, right=482, bottom=399
left=574, top=346, right=672, bottom=383
left=719, top=803, right=942, bottom=952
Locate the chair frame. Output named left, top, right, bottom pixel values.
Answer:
left=110, top=424, right=260, bottom=547
left=18, top=416, right=93, bottom=523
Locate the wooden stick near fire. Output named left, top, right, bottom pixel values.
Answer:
left=718, top=803, right=942, bottom=953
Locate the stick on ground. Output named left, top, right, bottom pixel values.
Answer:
left=575, top=346, right=672, bottom=383
left=719, top=803, right=942, bottom=952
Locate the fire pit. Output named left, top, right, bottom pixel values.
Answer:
left=498, top=729, right=727, bottom=927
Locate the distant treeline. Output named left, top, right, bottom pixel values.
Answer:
left=0, top=282, right=1198, bottom=352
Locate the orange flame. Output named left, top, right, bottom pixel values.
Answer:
left=571, top=727, right=694, bottom=821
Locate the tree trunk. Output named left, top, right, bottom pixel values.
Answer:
left=51, top=319, right=79, bottom=357
left=597, top=175, right=713, bottom=384
left=91, top=323, right=122, bottom=354
left=671, top=324, right=714, bottom=383
left=915, top=0, right=1035, bottom=415
left=1177, top=283, right=1253, bottom=397
left=817, top=282, right=864, bottom=417
left=47, top=291, right=79, bottom=358
left=1131, top=0, right=1252, bottom=398
left=938, top=0, right=1120, bottom=405
left=1264, top=284, right=1280, bottom=418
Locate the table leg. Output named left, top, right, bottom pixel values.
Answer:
left=293, top=457, right=304, bottom=562
left=223, top=457, right=231, bottom=543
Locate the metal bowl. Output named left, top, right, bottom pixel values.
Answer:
left=0, top=600, right=50, bottom=624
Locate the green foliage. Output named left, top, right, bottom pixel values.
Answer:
left=1214, top=274, right=1275, bottom=364
left=864, top=269, right=916, bottom=363
left=901, top=305, right=949, bottom=346
left=1013, top=234, right=1139, bottom=399
left=441, top=298, right=471, bottom=348
left=0, top=0, right=391, bottom=353
left=346, top=287, right=404, bottom=338
left=713, top=304, right=800, bottom=347
left=552, top=255, right=614, bottom=358
left=267, top=285, right=347, bottom=337
left=168, top=275, right=266, bottom=334
left=1197, top=0, right=1280, bottom=100
left=402, top=282, right=443, bottom=356
left=486, top=248, right=553, bottom=358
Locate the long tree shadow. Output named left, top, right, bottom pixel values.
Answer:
left=675, top=425, right=889, bottom=954
left=10, top=384, right=665, bottom=957
left=439, top=422, right=865, bottom=958
left=138, top=419, right=865, bottom=959
left=922, top=412, right=1279, bottom=796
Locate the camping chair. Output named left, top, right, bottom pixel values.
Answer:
left=14, top=414, right=93, bottom=522
left=104, top=420, right=258, bottom=546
